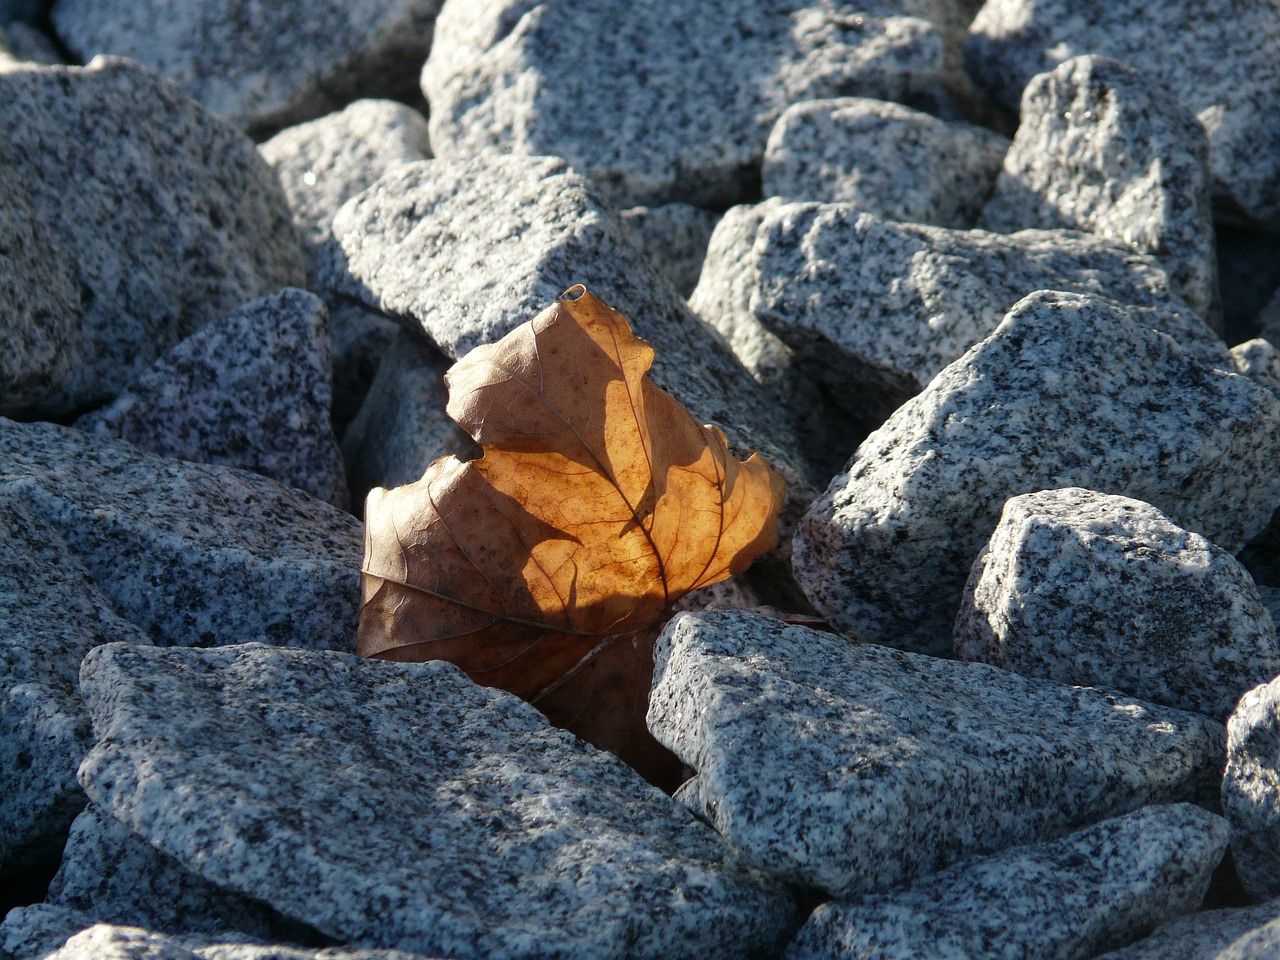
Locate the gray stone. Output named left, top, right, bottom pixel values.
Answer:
left=955, top=488, right=1280, bottom=721
left=0, top=23, right=62, bottom=66
left=0, top=419, right=362, bottom=653
left=51, top=1, right=443, bottom=135
left=785, top=804, right=1229, bottom=960
left=965, top=0, right=1280, bottom=225
left=619, top=203, right=720, bottom=298
left=793, top=291, right=1280, bottom=656
left=1232, top=338, right=1280, bottom=397
left=77, top=642, right=797, bottom=960
left=1213, top=919, right=1280, bottom=960
left=979, top=55, right=1220, bottom=325
left=1096, top=899, right=1280, bottom=960
left=0, top=57, right=304, bottom=417
left=328, top=301, right=400, bottom=439
left=648, top=609, right=1226, bottom=898
left=423, top=0, right=955, bottom=208
left=75, top=289, right=349, bottom=510
left=1223, top=675, right=1280, bottom=901
left=762, top=96, right=1008, bottom=227
left=752, top=206, right=1232, bottom=432
left=0, top=492, right=150, bottom=874
left=1, top=905, right=99, bottom=960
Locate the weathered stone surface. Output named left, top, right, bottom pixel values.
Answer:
left=965, top=0, right=1280, bottom=224
left=52, top=1, right=443, bottom=134
left=0, top=492, right=150, bottom=874
left=423, top=0, right=954, bottom=208
left=762, top=96, right=1007, bottom=226
left=786, top=804, right=1228, bottom=960
left=955, top=488, right=1280, bottom=720
left=75, top=289, right=348, bottom=509
left=619, top=203, right=720, bottom=298
left=77, top=642, right=796, bottom=960
left=0, top=905, right=99, bottom=960
left=0, top=419, right=362, bottom=653
left=1232, top=338, right=1280, bottom=397
left=0, top=57, right=304, bottom=417
left=979, top=55, right=1219, bottom=324
left=1224, top=675, right=1280, bottom=901
left=793, top=291, right=1280, bottom=656
left=648, top=610, right=1226, bottom=897
left=1096, top=898, right=1280, bottom=960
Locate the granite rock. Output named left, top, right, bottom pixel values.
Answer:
left=955, top=488, right=1280, bottom=720
left=1232, top=339, right=1280, bottom=397
left=979, top=55, right=1220, bottom=324
left=0, top=492, right=150, bottom=874
left=786, top=803, right=1228, bottom=960
left=761, top=96, right=1008, bottom=227
left=327, top=301, right=400, bottom=439
left=1096, top=898, right=1280, bottom=960
left=51, top=0, right=443, bottom=134
left=0, top=419, right=362, bottom=653
left=648, top=610, right=1226, bottom=897
left=76, top=642, right=797, bottom=960
left=1, top=905, right=100, bottom=960
left=1212, top=920, right=1280, bottom=960
left=423, top=0, right=953, bottom=208
left=0, top=57, right=304, bottom=417
left=619, top=203, right=720, bottom=298
left=1223, top=675, right=1280, bottom=901
left=793, top=291, right=1280, bottom=655
left=965, top=0, right=1280, bottom=225
left=75, top=289, right=349, bottom=510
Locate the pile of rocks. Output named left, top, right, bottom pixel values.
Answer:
left=4, top=0, right=1280, bottom=958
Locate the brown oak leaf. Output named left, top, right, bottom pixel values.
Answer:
left=357, top=285, right=785, bottom=787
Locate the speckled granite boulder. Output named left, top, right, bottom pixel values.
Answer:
left=1234, top=338, right=1280, bottom=398
left=1096, top=898, right=1280, bottom=960
left=752, top=206, right=1231, bottom=431
left=423, top=1, right=953, bottom=208
left=619, top=203, right=720, bottom=298
left=0, top=493, right=150, bottom=875
left=965, top=0, right=1280, bottom=225
left=787, top=804, right=1227, bottom=960
left=1223, top=675, right=1280, bottom=901
left=51, top=0, right=442, bottom=134
left=793, top=291, right=1280, bottom=655
left=76, top=642, right=797, bottom=960
left=955, top=488, right=1280, bottom=721
left=0, top=419, right=362, bottom=653
left=979, top=56, right=1219, bottom=324
left=0, top=57, right=304, bottom=417
left=649, top=610, right=1225, bottom=897
left=761, top=97, right=1007, bottom=226
left=74, top=289, right=349, bottom=509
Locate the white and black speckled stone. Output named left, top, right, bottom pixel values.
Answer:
left=761, top=96, right=1008, bottom=227
left=955, top=488, right=1280, bottom=721
left=1233, top=338, right=1280, bottom=398
left=785, top=803, right=1229, bottom=960
left=965, top=0, right=1280, bottom=225
left=422, top=1, right=953, bottom=208
left=76, top=642, right=797, bottom=960
left=1095, top=898, right=1280, bottom=960
left=794, top=291, right=1280, bottom=655
left=979, top=56, right=1219, bottom=325
left=74, top=289, right=348, bottom=510
left=753, top=206, right=1232, bottom=432
left=0, top=419, right=362, bottom=653
left=619, top=203, right=720, bottom=298
left=0, top=492, right=150, bottom=874
left=1223, top=675, right=1280, bottom=902
left=51, top=0, right=442, bottom=135
left=648, top=610, right=1226, bottom=898
left=0, top=58, right=304, bottom=417
left=0, top=905, right=100, bottom=960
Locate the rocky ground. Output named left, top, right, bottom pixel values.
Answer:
left=4, top=1, right=1280, bottom=958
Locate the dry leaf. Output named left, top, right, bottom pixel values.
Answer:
left=358, top=285, right=785, bottom=786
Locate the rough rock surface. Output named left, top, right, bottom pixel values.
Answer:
left=965, top=0, right=1280, bottom=224
left=423, top=0, right=953, bottom=207
left=1233, top=338, right=1280, bottom=397
left=762, top=96, right=1008, bottom=227
left=51, top=0, right=444, bottom=134
left=1224, top=675, right=1280, bottom=902
left=786, top=804, right=1228, bottom=960
left=648, top=610, right=1226, bottom=897
left=0, top=419, right=362, bottom=653
left=76, top=642, right=797, bottom=960
left=75, top=289, right=349, bottom=509
left=955, top=487, right=1280, bottom=720
left=1096, top=898, right=1280, bottom=960
left=619, top=203, right=720, bottom=298
left=793, top=291, right=1280, bottom=656
left=979, top=55, right=1219, bottom=324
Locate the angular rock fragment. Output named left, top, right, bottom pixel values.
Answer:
left=1224, top=675, right=1280, bottom=901
left=75, top=289, right=349, bottom=509
left=1096, top=898, right=1280, bottom=960
left=979, top=55, right=1219, bottom=324
left=0, top=419, right=362, bottom=653
left=786, top=804, right=1228, bottom=960
left=955, top=488, right=1280, bottom=720
left=965, top=0, right=1280, bottom=224
left=794, top=291, right=1280, bottom=654
left=619, top=203, right=720, bottom=298
left=77, top=642, right=796, bottom=960
left=762, top=96, right=1007, bottom=227
left=648, top=610, right=1225, bottom=897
